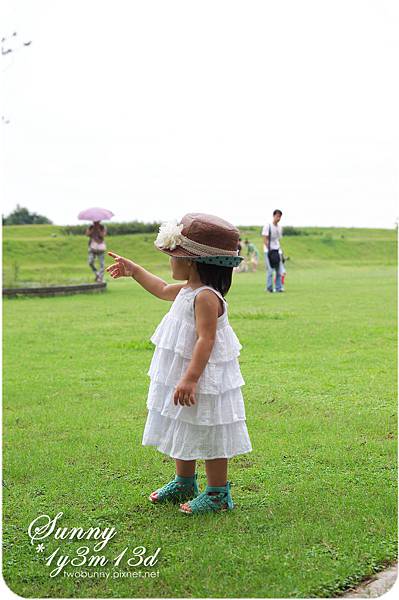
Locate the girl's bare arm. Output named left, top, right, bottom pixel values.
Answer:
left=173, top=290, right=219, bottom=406
left=106, top=251, right=186, bottom=301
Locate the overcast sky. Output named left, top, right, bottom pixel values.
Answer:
left=1, top=0, right=398, bottom=228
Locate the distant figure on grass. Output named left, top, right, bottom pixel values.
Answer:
left=261, top=210, right=284, bottom=293
left=277, top=248, right=287, bottom=288
left=234, top=237, right=247, bottom=273
left=86, top=221, right=107, bottom=282
left=106, top=213, right=252, bottom=515
left=244, top=239, right=259, bottom=272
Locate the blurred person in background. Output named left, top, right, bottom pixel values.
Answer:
left=261, top=210, right=283, bottom=293
left=234, top=237, right=248, bottom=272
left=244, top=239, right=259, bottom=272
left=86, top=220, right=107, bottom=282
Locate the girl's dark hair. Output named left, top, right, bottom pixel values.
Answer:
left=195, top=262, right=233, bottom=297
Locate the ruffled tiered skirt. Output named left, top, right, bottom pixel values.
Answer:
left=142, top=313, right=252, bottom=460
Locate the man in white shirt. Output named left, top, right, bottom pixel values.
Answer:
left=261, top=210, right=283, bottom=292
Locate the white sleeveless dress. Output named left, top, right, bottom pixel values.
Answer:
left=142, top=285, right=252, bottom=460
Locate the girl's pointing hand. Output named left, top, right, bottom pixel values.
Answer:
left=106, top=251, right=136, bottom=278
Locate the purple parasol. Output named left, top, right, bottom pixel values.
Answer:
left=78, top=207, right=114, bottom=221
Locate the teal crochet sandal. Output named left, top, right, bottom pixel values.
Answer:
left=149, top=473, right=199, bottom=504
left=179, top=481, right=234, bottom=514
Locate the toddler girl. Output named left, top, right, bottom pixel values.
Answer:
left=106, top=213, right=252, bottom=514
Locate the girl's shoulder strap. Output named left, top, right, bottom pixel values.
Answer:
left=192, top=285, right=227, bottom=304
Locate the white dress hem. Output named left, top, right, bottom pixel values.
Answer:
left=141, top=442, right=253, bottom=461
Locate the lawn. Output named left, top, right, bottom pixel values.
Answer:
left=2, top=226, right=397, bottom=598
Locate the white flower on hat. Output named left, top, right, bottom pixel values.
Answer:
left=154, top=219, right=184, bottom=250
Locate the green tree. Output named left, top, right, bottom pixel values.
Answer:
left=2, top=204, right=52, bottom=225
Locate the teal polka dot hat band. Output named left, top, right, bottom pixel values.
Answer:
left=192, top=255, right=243, bottom=267
left=154, top=212, right=244, bottom=267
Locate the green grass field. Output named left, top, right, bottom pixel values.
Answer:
left=2, top=225, right=398, bottom=598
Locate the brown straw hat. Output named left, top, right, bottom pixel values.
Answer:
left=154, top=213, right=243, bottom=267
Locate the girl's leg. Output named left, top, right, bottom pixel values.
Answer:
left=205, top=458, right=227, bottom=486
left=175, top=459, right=196, bottom=477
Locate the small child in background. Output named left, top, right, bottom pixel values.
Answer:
left=244, top=239, right=259, bottom=272
left=234, top=237, right=248, bottom=273
left=274, top=249, right=287, bottom=290
left=107, top=213, right=252, bottom=514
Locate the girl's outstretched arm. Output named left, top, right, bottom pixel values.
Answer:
left=106, top=251, right=186, bottom=300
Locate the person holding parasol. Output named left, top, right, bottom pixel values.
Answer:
left=78, top=207, right=114, bottom=282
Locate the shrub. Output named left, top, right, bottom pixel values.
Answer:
left=62, top=220, right=161, bottom=236
left=281, top=226, right=308, bottom=236
left=3, top=205, right=52, bottom=225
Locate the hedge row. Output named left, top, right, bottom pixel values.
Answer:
left=62, top=222, right=308, bottom=237
left=61, top=220, right=161, bottom=236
